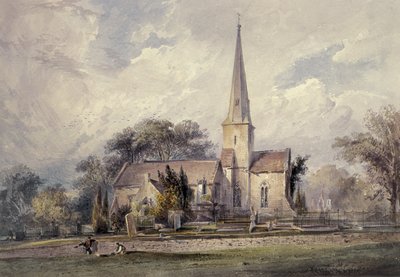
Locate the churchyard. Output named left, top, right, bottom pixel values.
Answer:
left=1, top=230, right=400, bottom=276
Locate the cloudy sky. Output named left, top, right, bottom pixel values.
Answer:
left=1, top=0, right=399, bottom=185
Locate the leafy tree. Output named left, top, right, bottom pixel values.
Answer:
left=91, top=187, right=108, bottom=233
left=151, top=165, right=192, bottom=222
left=32, top=186, right=70, bottom=225
left=103, top=127, right=150, bottom=177
left=135, top=119, right=175, bottom=161
left=103, top=119, right=216, bottom=174
left=289, top=155, right=310, bottom=199
left=136, top=119, right=216, bottom=161
left=104, top=127, right=138, bottom=163
left=0, top=164, right=43, bottom=226
left=333, top=105, right=400, bottom=221
left=73, top=155, right=111, bottom=223
left=172, top=120, right=216, bottom=160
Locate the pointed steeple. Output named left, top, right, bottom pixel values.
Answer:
left=223, top=19, right=252, bottom=125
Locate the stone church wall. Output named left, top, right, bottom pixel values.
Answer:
left=249, top=172, right=294, bottom=218
left=222, top=124, right=253, bottom=168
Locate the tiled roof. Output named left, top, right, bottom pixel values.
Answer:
left=220, top=148, right=234, bottom=167
left=250, top=149, right=291, bottom=173
left=114, top=160, right=220, bottom=188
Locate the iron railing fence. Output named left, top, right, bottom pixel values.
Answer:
left=294, top=210, right=396, bottom=228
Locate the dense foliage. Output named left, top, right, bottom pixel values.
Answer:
left=91, top=187, right=108, bottom=233
left=32, top=186, right=70, bottom=225
left=289, top=155, right=309, bottom=199
left=333, top=105, right=400, bottom=221
left=151, top=166, right=192, bottom=222
left=0, top=164, right=43, bottom=229
left=104, top=119, right=216, bottom=177
left=72, top=155, right=111, bottom=223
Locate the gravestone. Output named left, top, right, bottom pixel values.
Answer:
left=168, top=210, right=183, bottom=231
left=249, top=206, right=256, bottom=233
left=125, top=213, right=137, bottom=238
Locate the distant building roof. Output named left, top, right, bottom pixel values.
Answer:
left=113, top=160, right=220, bottom=188
left=250, top=149, right=291, bottom=173
left=220, top=148, right=234, bottom=167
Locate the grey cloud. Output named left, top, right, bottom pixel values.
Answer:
left=144, top=32, right=175, bottom=49
left=34, top=49, right=85, bottom=76
left=87, top=0, right=175, bottom=71
left=275, top=44, right=377, bottom=94
left=32, top=0, right=98, bottom=18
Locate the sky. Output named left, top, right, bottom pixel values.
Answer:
left=1, top=0, right=400, bottom=185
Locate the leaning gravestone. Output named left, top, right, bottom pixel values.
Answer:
left=125, top=213, right=137, bottom=238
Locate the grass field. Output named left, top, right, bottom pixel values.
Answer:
left=1, top=240, right=400, bottom=276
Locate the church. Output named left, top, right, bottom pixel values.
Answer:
left=111, top=23, right=295, bottom=221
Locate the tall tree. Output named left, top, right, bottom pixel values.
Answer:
left=333, top=105, right=400, bottom=221
left=104, top=127, right=138, bottom=163
left=73, top=155, right=111, bottom=223
left=104, top=119, right=216, bottom=173
left=289, top=155, right=309, bottom=199
left=92, top=187, right=108, bottom=233
left=135, top=119, right=176, bottom=161
left=172, top=120, right=216, bottom=160
left=0, top=164, right=43, bottom=225
left=178, top=166, right=190, bottom=210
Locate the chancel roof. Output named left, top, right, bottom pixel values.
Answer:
left=250, top=149, right=291, bottom=173
left=113, top=160, right=220, bottom=188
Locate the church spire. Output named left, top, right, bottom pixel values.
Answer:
left=223, top=16, right=252, bottom=125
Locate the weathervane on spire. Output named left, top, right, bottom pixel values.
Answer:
left=237, top=12, right=241, bottom=30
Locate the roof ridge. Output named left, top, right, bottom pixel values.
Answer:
left=112, top=162, right=129, bottom=187
left=143, top=159, right=218, bottom=163
left=253, top=148, right=290, bottom=154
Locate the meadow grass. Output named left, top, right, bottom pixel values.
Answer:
left=1, top=241, right=399, bottom=276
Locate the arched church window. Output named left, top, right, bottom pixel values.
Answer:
left=234, top=136, right=237, bottom=145
left=233, top=182, right=241, bottom=207
left=260, top=185, right=268, bottom=208
left=235, top=99, right=240, bottom=106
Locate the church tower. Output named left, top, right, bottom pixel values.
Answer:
left=221, top=20, right=254, bottom=213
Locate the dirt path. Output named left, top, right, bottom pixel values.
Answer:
left=0, top=232, right=398, bottom=259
